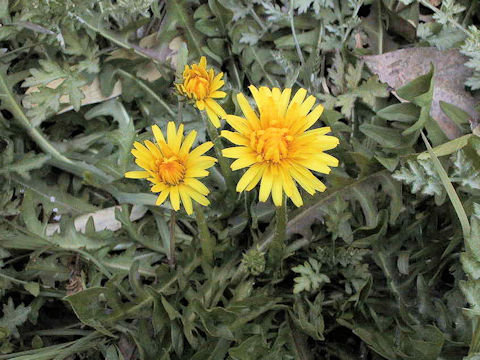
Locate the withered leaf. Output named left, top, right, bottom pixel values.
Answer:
left=363, top=47, right=479, bottom=139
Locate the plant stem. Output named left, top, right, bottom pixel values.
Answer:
left=268, top=197, right=287, bottom=272
left=202, top=113, right=236, bottom=197
left=168, top=209, right=177, bottom=268
left=419, top=0, right=469, bottom=35
left=116, top=68, right=176, bottom=120
left=0, top=71, right=113, bottom=183
left=289, top=1, right=305, bottom=67
left=195, top=204, right=215, bottom=269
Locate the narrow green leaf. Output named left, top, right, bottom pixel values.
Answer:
left=420, top=131, right=470, bottom=237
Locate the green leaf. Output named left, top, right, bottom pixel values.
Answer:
left=359, top=124, right=402, bottom=148
left=24, top=282, right=40, bottom=297
left=421, top=131, right=470, bottom=237
left=0, top=151, right=50, bottom=179
left=417, top=134, right=472, bottom=160
left=166, top=0, right=205, bottom=58
left=229, top=336, right=269, bottom=360
left=376, top=102, right=420, bottom=123
left=0, top=298, right=31, bottom=338
left=85, top=100, right=135, bottom=175
left=440, top=100, right=471, bottom=125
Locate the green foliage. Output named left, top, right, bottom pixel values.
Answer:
left=0, top=0, right=479, bottom=359
left=393, top=158, right=446, bottom=203
left=0, top=298, right=31, bottom=339
left=292, top=258, right=330, bottom=294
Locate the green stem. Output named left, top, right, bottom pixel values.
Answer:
left=116, top=68, right=176, bottom=119
left=289, top=1, right=305, bottom=67
left=419, top=0, right=469, bottom=35
left=202, top=113, right=236, bottom=197
left=268, top=197, right=287, bottom=272
left=195, top=204, right=215, bottom=269
left=0, top=272, right=29, bottom=285
left=168, top=209, right=177, bottom=268
left=470, top=318, right=480, bottom=354
left=462, top=0, right=478, bottom=27
left=0, top=70, right=113, bottom=183
left=228, top=47, right=243, bottom=90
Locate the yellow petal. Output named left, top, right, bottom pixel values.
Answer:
left=131, top=148, right=154, bottom=163
left=206, top=106, right=221, bottom=128
left=237, top=164, right=262, bottom=192
left=152, top=125, right=166, bottom=145
left=151, top=183, right=167, bottom=192
left=259, top=167, right=273, bottom=202
left=188, top=189, right=210, bottom=206
left=210, top=91, right=227, bottom=98
left=135, top=158, right=152, bottom=170
left=199, top=56, right=207, bottom=68
left=291, top=163, right=326, bottom=193
left=294, top=104, right=324, bottom=134
left=289, top=184, right=303, bottom=207
left=237, top=93, right=259, bottom=125
left=184, top=178, right=209, bottom=195
left=133, top=142, right=152, bottom=158
left=166, top=122, right=176, bottom=147
left=296, top=158, right=332, bottom=174
left=196, top=100, right=206, bottom=110
left=189, top=142, right=214, bottom=158
left=125, top=171, right=149, bottom=179
left=156, top=189, right=170, bottom=206
left=185, top=168, right=209, bottom=178
left=170, top=123, right=183, bottom=152
left=211, top=73, right=225, bottom=91
left=271, top=178, right=283, bottom=207
left=245, top=164, right=265, bottom=191
left=278, top=88, right=292, bottom=117
left=298, top=95, right=316, bottom=117
left=222, top=146, right=253, bottom=159
left=186, top=156, right=217, bottom=169
left=225, top=115, right=252, bottom=134
left=272, top=87, right=281, bottom=102
left=170, top=186, right=180, bottom=211
left=289, top=88, right=307, bottom=108
left=211, top=79, right=225, bottom=92
left=180, top=130, right=197, bottom=156
left=179, top=187, right=193, bottom=215
left=230, top=155, right=257, bottom=170
left=206, top=98, right=227, bottom=118
left=279, top=167, right=303, bottom=207
left=144, top=140, right=162, bottom=159
left=288, top=165, right=315, bottom=195
left=221, top=130, right=249, bottom=146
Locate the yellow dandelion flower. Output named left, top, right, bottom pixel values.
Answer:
left=221, top=86, right=340, bottom=207
left=175, top=56, right=227, bottom=128
left=125, top=122, right=217, bottom=215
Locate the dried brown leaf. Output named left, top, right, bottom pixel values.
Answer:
left=363, top=47, right=478, bottom=139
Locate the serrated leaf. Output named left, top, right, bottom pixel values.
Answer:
left=0, top=298, right=31, bottom=338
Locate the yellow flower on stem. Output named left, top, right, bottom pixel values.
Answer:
left=125, top=122, right=217, bottom=215
left=221, top=86, right=340, bottom=207
left=175, top=56, right=227, bottom=128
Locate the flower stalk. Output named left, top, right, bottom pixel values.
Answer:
left=194, top=204, right=215, bottom=270
left=168, top=209, right=177, bottom=268
left=268, top=196, right=287, bottom=272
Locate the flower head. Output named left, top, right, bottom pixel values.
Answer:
left=175, top=56, right=227, bottom=128
left=221, top=86, right=340, bottom=207
left=125, top=122, right=217, bottom=214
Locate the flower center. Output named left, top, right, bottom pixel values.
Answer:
left=185, top=72, right=210, bottom=99
left=155, top=156, right=186, bottom=185
left=250, top=127, right=293, bottom=163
